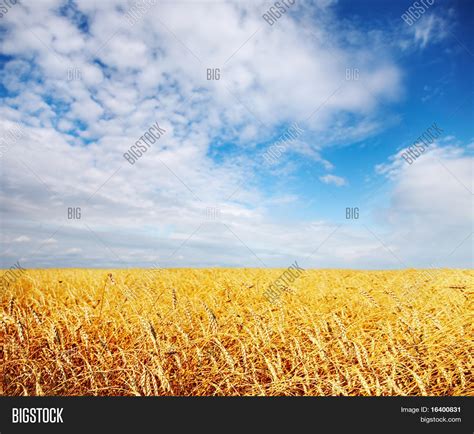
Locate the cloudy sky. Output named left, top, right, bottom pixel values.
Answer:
left=0, top=0, right=472, bottom=269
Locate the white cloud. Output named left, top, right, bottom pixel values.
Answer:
left=0, top=0, right=470, bottom=269
left=374, top=144, right=473, bottom=267
left=319, top=174, right=347, bottom=187
left=412, top=14, right=449, bottom=49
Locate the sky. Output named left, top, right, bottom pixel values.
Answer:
left=0, top=0, right=472, bottom=269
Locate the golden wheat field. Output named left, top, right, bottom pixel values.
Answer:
left=1, top=268, right=472, bottom=396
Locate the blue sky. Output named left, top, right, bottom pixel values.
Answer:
left=0, top=0, right=472, bottom=269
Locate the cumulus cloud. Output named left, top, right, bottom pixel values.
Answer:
left=375, top=144, right=473, bottom=267
left=319, top=174, right=347, bottom=187
left=0, top=0, right=470, bottom=269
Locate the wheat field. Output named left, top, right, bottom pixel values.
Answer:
left=1, top=268, right=472, bottom=396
